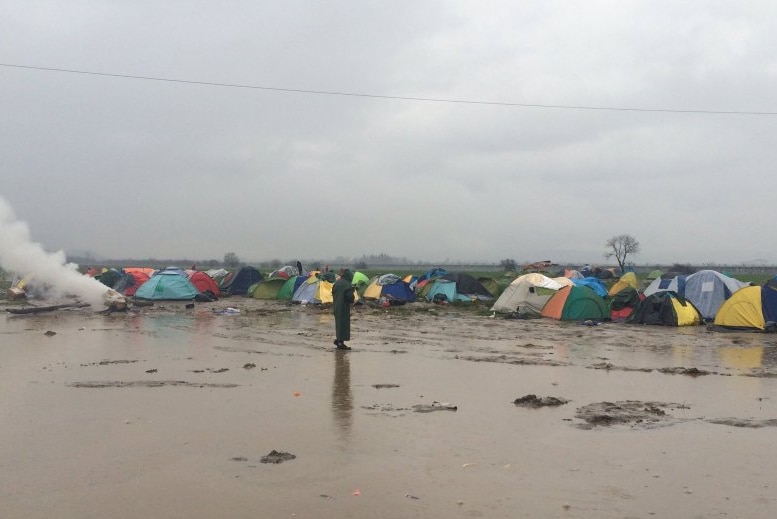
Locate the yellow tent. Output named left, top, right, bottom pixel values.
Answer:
left=671, top=297, right=703, bottom=326
left=608, top=272, right=638, bottom=297
left=713, top=286, right=765, bottom=330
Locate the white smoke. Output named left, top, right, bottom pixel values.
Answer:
left=0, top=196, right=109, bottom=308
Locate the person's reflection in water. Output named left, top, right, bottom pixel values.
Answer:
left=331, top=350, right=353, bottom=444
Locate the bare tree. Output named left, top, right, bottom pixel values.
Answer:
left=605, top=235, right=640, bottom=273
left=223, top=252, right=241, bottom=268
left=499, top=258, right=518, bottom=272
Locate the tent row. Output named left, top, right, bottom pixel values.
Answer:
left=489, top=269, right=777, bottom=329
left=94, top=265, right=267, bottom=301
left=91, top=263, right=777, bottom=332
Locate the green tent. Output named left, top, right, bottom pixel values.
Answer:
left=541, top=285, right=609, bottom=321
left=251, top=278, right=287, bottom=299
left=352, top=271, right=369, bottom=288
left=277, top=276, right=301, bottom=300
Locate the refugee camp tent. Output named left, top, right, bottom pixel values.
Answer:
left=683, top=270, right=749, bottom=321
left=564, top=269, right=584, bottom=279
left=161, top=266, right=187, bottom=277
left=113, top=270, right=138, bottom=296
left=96, top=269, right=123, bottom=288
left=418, top=267, right=448, bottom=283
left=205, top=268, right=230, bottom=285
left=221, top=266, right=263, bottom=296
left=570, top=277, right=609, bottom=297
left=608, top=272, right=639, bottom=297
left=277, top=275, right=304, bottom=300
left=268, top=265, right=298, bottom=280
left=425, top=273, right=493, bottom=302
left=362, top=274, right=416, bottom=302
left=249, top=278, right=286, bottom=299
left=188, top=271, right=221, bottom=299
left=643, top=274, right=687, bottom=297
left=646, top=270, right=663, bottom=280
left=124, top=267, right=156, bottom=277
left=712, top=283, right=777, bottom=331
left=292, top=275, right=334, bottom=304
left=594, top=267, right=618, bottom=280
left=478, top=277, right=501, bottom=297
left=540, top=285, right=609, bottom=321
left=490, top=273, right=566, bottom=315
left=351, top=271, right=370, bottom=290
left=134, top=271, right=198, bottom=301
left=120, top=270, right=150, bottom=297
left=626, top=291, right=703, bottom=326
left=609, top=287, right=643, bottom=321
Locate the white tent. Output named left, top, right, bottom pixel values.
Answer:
left=491, top=273, right=571, bottom=314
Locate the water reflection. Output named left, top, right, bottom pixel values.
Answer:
left=719, top=346, right=764, bottom=371
left=331, top=351, right=352, bottom=443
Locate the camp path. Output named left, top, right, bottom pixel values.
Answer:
left=1, top=299, right=776, bottom=518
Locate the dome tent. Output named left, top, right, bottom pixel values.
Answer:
left=221, top=266, right=263, bottom=296
left=683, top=270, right=749, bottom=321
left=490, top=273, right=569, bottom=315
left=540, top=285, right=609, bottom=321
left=135, top=270, right=198, bottom=301
left=712, top=281, right=777, bottom=332
left=626, top=291, right=703, bottom=327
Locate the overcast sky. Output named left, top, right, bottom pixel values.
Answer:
left=2, top=1, right=777, bottom=266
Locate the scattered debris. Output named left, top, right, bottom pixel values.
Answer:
left=412, top=401, right=457, bottom=413
left=213, top=307, right=240, bottom=315
left=575, top=401, right=683, bottom=428
left=513, top=394, right=569, bottom=408
left=458, top=354, right=566, bottom=367
left=145, top=369, right=158, bottom=373
left=68, top=380, right=239, bottom=388
left=579, top=320, right=602, bottom=326
left=260, top=450, right=296, bottom=464
left=372, top=383, right=400, bottom=389
left=656, top=367, right=712, bottom=377
left=588, top=362, right=653, bottom=373
left=243, top=363, right=256, bottom=369
left=8, top=303, right=91, bottom=315
left=44, top=330, right=56, bottom=336
left=706, top=418, right=777, bottom=428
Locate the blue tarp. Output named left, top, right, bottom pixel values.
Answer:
left=571, top=277, right=608, bottom=298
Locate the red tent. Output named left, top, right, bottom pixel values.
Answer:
left=189, top=271, right=221, bottom=298
left=124, top=271, right=150, bottom=297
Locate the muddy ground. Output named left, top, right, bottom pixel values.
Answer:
left=1, top=298, right=776, bottom=518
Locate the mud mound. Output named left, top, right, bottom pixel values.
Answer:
left=513, top=394, right=569, bottom=408
left=575, top=400, right=686, bottom=429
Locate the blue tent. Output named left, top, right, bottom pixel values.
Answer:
left=425, top=273, right=492, bottom=302
left=135, top=271, right=198, bottom=301
left=363, top=274, right=416, bottom=302
left=426, top=279, right=471, bottom=303
left=683, top=270, right=749, bottom=321
left=381, top=281, right=416, bottom=301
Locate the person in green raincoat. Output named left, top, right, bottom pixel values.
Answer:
left=332, top=269, right=355, bottom=350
